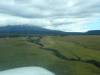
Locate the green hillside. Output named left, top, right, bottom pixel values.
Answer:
left=0, top=35, right=100, bottom=75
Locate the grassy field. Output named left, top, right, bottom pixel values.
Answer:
left=0, top=35, right=100, bottom=75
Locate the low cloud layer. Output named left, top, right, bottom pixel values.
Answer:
left=0, top=0, right=100, bottom=32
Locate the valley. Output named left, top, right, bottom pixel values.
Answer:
left=0, top=35, right=100, bottom=75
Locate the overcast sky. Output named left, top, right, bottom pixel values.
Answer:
left=0, top=0, right=100, bottom=32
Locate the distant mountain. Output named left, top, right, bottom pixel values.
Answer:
left=0, top=25, right=73, bottom=37
left=86, top=30, right=100, bottom=35
left=0, top=25, right=99, bottom=37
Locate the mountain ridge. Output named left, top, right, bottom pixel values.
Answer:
left=0, top=25, right=99, bottom=37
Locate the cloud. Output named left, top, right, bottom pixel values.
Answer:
left=0, top=0, right=100, bottom=32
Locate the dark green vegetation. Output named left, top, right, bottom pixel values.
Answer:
left=0, top=35, right=100, bottom=75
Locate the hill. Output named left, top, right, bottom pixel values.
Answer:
left=86, top=30, right=100, bottom=35
left=0, top=25, right=99, bottom=37
left=0, top=25, right=69, bottom=36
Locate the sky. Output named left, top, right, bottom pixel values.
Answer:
left=0, top=0, right=100, bottom=32
left=0, top=67, right=55, bottom=75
